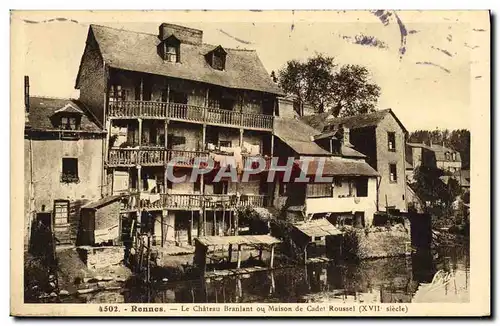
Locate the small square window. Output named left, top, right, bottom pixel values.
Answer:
left=61, top=158, right=79, bottom=183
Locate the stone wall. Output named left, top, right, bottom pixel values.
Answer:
left=355, top=224, right=411, bottom=259
left=78, top=246, right=124, bottom=270
left=78, top=30, right=107, bottom=125
left=375, top=114, right=408, bottom=212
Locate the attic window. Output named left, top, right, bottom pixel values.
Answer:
left=206, top=46, right=227, bottom=71
left=165, top=44, right=179, bottom=63
left=159, top=35, right=181, bottom=63
left=60, top=116, right=80, bottom=130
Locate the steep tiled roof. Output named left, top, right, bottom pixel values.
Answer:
left=80, top=24, right=283, bottom=95
left=25, top=96, right=103, bottom=133
left=274, top=117, right=331, bottom=156
left=300, top=157, right=379, bottom=177
left=426, top=144, right=462, bottom=162
left=301, top=109, right=408, bottom=134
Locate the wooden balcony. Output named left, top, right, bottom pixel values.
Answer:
left=120, top=193, right=268, bottom=211
left=108, top=148, right=165, bottom=166
left=166, top=149, right=209, bottom=167
left=108, top=101, right=274, bottom=131
left=108, top=148, right=210, bottom=167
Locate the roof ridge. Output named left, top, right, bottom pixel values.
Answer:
left=30, top=95, right=77, bottom=101
left=90, top=23, right=159, bottom=37
left=91, top=24, right=257, bottom=52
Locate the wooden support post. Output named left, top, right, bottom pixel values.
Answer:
left=161, top=212, right=165, bottom=247
left=137, top=165, right=142, bottom=192
left=139, top=76, right=144, bottom=101
left=190, top=210, right=194, bottom=245
left=258, top=246, right=263, bottom=261
left=202, top=124, right=206, bottom=150
left=138, top=118, right=143, bottom=147
left=228, top=244, right=232, bottom=263
left=237, top=244, right=242, bottom=269
left=203, top=208, right=207, bottom=236
left=270, top=134, right=275, bottom=157
left=213, top=211, right=216, bottom=236
left=234, top=210, right=239, bottom=236
left=270, top=244, right=275, bottom=268
left=166, top=83, right=170, bottom=103
left=198, top=209, right=204, bottom=237
left=222, top=206, right=225, bottom=235
left=239, top=129, right=244, bottom=147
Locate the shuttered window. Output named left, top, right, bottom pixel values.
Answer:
left=54, top=200, right=69, bottom=225
left=306, top=183, right=332, bottom=198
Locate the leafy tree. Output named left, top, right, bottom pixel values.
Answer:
left=330, top=65, right=381, bottom=117
left=412, top=166, right=460, bottom=207
left=277, top=54, right=380, bottom=116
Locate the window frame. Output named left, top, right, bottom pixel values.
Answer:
left=61, top=157, right=79, bottom=183
left=387, top=132, right=396, bottom=152
left=306, top=183, right=333, bottom=198
left=53, top=200, right=70, bottom=225
left=389, top=163, right=398, bottom=183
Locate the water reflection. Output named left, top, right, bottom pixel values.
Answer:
left=119, top=244, right=469, bottom=304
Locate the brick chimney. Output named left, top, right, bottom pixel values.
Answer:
left=341, top=124, right=352, bottom=147
left=158, top=23, right=203, bottom=45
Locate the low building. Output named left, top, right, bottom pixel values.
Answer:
left=271, top=117, right=380, bottom=227
left=302, top=109, right=408, bottom=213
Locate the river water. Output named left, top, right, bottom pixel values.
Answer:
left=103, top=243, right=468, bottom=304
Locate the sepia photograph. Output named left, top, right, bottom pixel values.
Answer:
left=10, top=9, right=490, bottom=316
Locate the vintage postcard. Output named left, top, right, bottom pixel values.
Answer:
left=10, top=10, right=490, bottom=317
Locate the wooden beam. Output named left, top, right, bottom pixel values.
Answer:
left=137, top=165, right=142, bottom=192
left=190, top=210, right=194, bottom=245
left=139, top=76, right=144, bottom=101
left=236, top=244, right=242, bottom=269
left=270, top=134, right=274, bottom=157
left=270, top=244, right=275, bottom=268
left=213, top=211, right=216, bottom=236
left=228, top=244, right=232, bottom=263
left=202, top=124, right=206, bottom=150
left=138, top=118, right=143, bottom=146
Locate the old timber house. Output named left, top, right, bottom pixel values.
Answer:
left=73, top=23, right=282, bottom=248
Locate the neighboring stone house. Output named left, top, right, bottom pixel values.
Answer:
left=24, top=95, right=106, bottom=246
left=406, top=142, right=462, bottom=174
left=74, top=23, right=283, bottom=247
left=272, top=116, right=380, bottom=227
left=423, top=143, right=462, bottom=173
left=301, top=109, right=408, bottom=212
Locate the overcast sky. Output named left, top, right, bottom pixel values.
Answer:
left=15, top=10, right=488, bottom=131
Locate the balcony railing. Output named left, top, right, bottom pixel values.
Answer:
left=108, top=101, right=274, bottom=131
left=108, top=148, right=212, bottom=167
left=108, top=148, right=165, bottom=166
left=166, top=149, right=209, bottom=167
left=120, top=193, right=268, bottom=211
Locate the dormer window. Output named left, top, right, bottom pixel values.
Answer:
left=205, top=46, right=227, bottom=71
left=158, top=35, right=180, bottom=63
left=52, top=103, right=83, bottom=131
left=60, top=116, right=79, bottom=130
left=165, top=44, right=179, bottom=63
